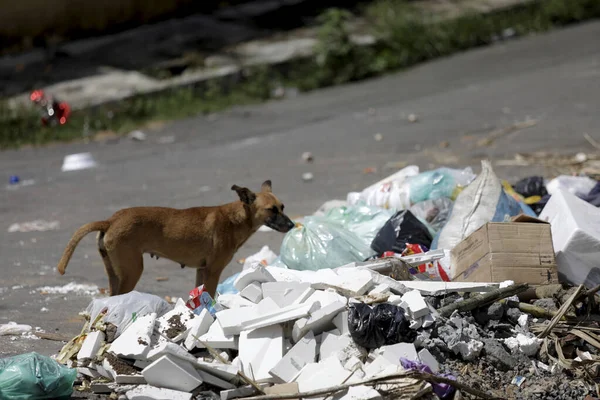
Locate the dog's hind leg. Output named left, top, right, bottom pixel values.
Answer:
left=109, top=245, right=144, bottom=295
left=97, top=232, right=119, bottom=296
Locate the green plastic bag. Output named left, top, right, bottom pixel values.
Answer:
left=0, top=352, right=77, bottom=400
left=280, top=216, right=376, bottom=271
left=324, top=202, right=394, bottom=247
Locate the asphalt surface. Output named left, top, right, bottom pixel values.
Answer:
left=1, top=21, right=599, bottom=359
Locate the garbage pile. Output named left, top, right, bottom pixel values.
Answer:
left=4, top=159, right=600, bottom=400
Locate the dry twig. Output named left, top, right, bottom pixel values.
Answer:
left=438, top=283, right=529, bottom=318
left=538, top=285, right=584, bottom=338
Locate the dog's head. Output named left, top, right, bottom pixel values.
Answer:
left=231, top=180, right=295, bottom=233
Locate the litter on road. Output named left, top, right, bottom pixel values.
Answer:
left=5, top=160, right=600, bottom=400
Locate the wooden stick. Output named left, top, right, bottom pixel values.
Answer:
left=500, top=300, right=563, bottom=320
left=584, top=133, right=600, bottom=151
left=33, top=332, right=73, bottom=342
left=538, top=285, right=584, bottom=338
left=438, top=283, right=529, bottom=318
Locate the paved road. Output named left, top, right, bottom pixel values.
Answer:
left=1, top=21, right=599, bottom=358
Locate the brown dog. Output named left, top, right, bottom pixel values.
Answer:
left=56, top=180, right=294, bottom=297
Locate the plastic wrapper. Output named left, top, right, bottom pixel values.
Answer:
left=242, top=246, right=278, bottom=270
left=513, top=176, right=548, bottom=198
left=546, top=175, right=598, bottom=197
left=409, top=197, right=454, bottom=234
left=347, top=165, right=419, bottom=210
left=371, top=210, right=433, bottom=255
left=280, top=216, right=376, bottom=271
left=348, top=303, right=414, bottom=349
left=0, top=352, right=77, bottom=400
left=400, top=358, right=456, bottom=399
left=324, top=202, right=394, bottom=247
left=407, top=167, right=476, bottom=204
left=217, top=273, right=240, bottom=295
left=433, top=160, right=536, bottom=251
left=86, top=291, right=172, bottom=337
left=401, top=244, right=450, bottom=281
left=187, top=285, right=223, bottom=317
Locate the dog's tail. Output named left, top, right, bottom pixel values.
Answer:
left=57, top=221, right=110, bottom=275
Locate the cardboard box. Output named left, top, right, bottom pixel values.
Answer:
left=451, top=215, right=558, bottom=284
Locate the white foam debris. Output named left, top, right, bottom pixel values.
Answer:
left=38, top=282, right=99, bottom=295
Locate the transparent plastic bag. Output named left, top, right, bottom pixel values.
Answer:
left=347, top=166, right=419, bottom=210
left=409, top=197, right=454, bottom=234
left=0, top=352, right=77, bottom=400
left=280, top=216, right=377, bottom=271
left=86, top=291, right=172, bottom=337
left=217, top=272, right=240, bottom=295
left=324, top=202, right=394, bottom=247
left=407, top=167, right=476, bottom=204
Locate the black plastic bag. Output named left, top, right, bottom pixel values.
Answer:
left=370, top=210, right=433, bottom=255
left=348, top=303, right=414, bottom=349
left=580, top=181, right=600, bottom=207
left=513, top=176, right=548, bottom=198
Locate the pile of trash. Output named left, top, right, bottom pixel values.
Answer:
left=4, top=159, right=600, bottom=400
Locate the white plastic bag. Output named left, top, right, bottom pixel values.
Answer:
left=85, top=291, right=172, bottom=337
left=433, top=160, right=536, bottom=252
left=546, top=175, right=597, bottom=197
left=347, top=166, right=419, bottom=210
left=242, top=246, right=278, bottom=270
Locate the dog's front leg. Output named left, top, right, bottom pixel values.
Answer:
left=195, top=268, right=206, bottom=288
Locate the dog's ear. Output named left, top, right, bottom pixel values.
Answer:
left=232, top=185, right=256, bottom=205
left=261, top=180, right=272, bottom=193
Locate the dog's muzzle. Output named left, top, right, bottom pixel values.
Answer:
left=266, top=214, right=295, bottom=233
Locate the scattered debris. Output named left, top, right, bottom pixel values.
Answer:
left=8, top=220, right=60, bottom=233
left=61, top=152, right=97, bottom=172
left=302, top=172, right=314, bottom=182
left=301, top=152, right=314, bottom=163
left=128, top=130, right=147, bottom=141
left=374, top=133, right=383, bottom=142
left=408, top=113, right=419, bottom=123
left=38, top=282, right=99, bottom=295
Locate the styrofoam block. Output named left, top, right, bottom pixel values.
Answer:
left=400, top=290, right=430, bottom=319
left=333, top=385, right=382, bottom=400
left=369, top=283, right=391, bottom=296
left=234, top=267, right=276, bottom=291
left=422, top=314, right=435, bottom=329
left=379, top=343, right=419, bottom=364
left=418, top=348, right=439, bottom=373
left=262, top=282, right=312, bottom=308
left=242, top=301, right=320, bottom=332
left=115, top=374, right=146, bottom=384
left=175, top=298, right=187, bottom=309
left=344, top=356, right=363, bottom=372
left=78, top=331, right=106, bottom=360
left=319, top=332, right=353, bottom=361
left=126, top=384, right=193, bottom=400
left=409, top=318, right=423, bottom=330
left=93, top=362, right=112, bottom=380
left=239, top=325, right=284, bottom=382
left=142, top=354, right=202, bottom=392
left=196, top=320, right=238, bottom=350
left=147, top=342, right=197, bottom=364
left=334, top=269, right=374, bottom=295
left=240, top=282, right=263, bottom=303
left=197, top=369, right=236, bottom=390
left=387, top=295, right=403, bottom=305
left=217, top=294, right=256, bottom=309
left=217, top=297, right=279, bottom=335
left=102, top=358, right=117, bottom=381
left=333, top=311, right=349, bottom=335
left=78, top=367, right=101, bottom=379
left=220, top=384, right=269, bottom=400
left=399, top=280, right=499, bottom=295
left=294, top=356, right=352, bottom=393
left=109, top=313, right=155, bottom=360
left=539, top=187, right=600, bottom=287
left=155, top=305, right=196, bottom=343
left=184, top=308, right=214, bottom=351
left=363, top=355, right=398, bottom=379
left=366, top=272, right=408, bottom=295
left=270, top=331, right=317, bottom=383
left=195, top=360, right=239, bottom=382
left=292, top=301, right=346, bottom=343
left=305, top=290, right=347, bottom=308
left=134, top=360, right=151, bottom=370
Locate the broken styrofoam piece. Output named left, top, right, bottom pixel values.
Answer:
left=363, top=355, right=402, bottom=379
left=333, top=311, right=349, bottom=335
left=126, top=384, right=193, bottom=400
left=504, top=333, right=542, bottom=357
left=234, top=267, right=276, bottom=292
left=387, top=295, right=402, bottom=305
left=399, top=281, right=499, bottom=296
left=134, top=360, right=151, bottom=370
left=147, top=342, right=197, bottom=364
left=292, top=301, right=346, bottom=343
left=400, top=290, right=431, bottom=319
left=422, top=314, right=435, bottom=329
left=305, top=290, right=348, bottom=308
left=418, top=348, right=439, bottom=373
left=291, top=287, right=316, bottom=305
left=155, top=305, right=196, bottom=343
left=115, top=374, right=146, bottom=384
left=78, top=330, right=106, bottom=361
left=184, top=308, right=214, bottom=351
left=196, top=319, right=238, bottom=350
left=378, top=343, right=419, bottom=365
left=242, top=301, right=321, bottom=333
left=319, top=332, right=354, bottom=361
left=197, top=369, right=236, bottom=390
left=270, top=331, right=317, bottom=383
left=311, top=269, right=374, bottom=296
left=369, top=283, right=391, bottom=296
left=78, top=367, right=101, bottom=379
left=333, top=385, right=383, bottom=400
left=94, top=362, right=112, bottom=381
left=294, top=356, right=353, bottom=393
left=261, top=282, right=313, bottom=308
left=217, top=297, right=280, bottom=335
left=240, top=282, right=263, bottom=303
left=142, top=355, right=203, bottom=392
left=194, top=360, right=240, bottom=382
left=409, top=318, right=423, bottom=330
left=216, top=294, right=256, bottom=309
left=109, top=313, right=155, bottom=360
left=239, top=325, right=284, bottom=383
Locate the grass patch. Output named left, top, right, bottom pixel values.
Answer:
left=1, top=0, right=599, bottom=150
